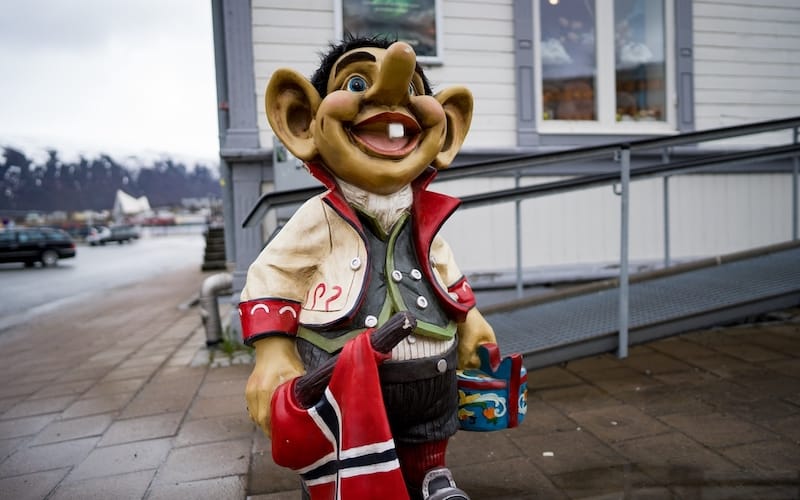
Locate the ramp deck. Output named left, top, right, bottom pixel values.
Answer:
left=484, top=244, right=800, bottom=370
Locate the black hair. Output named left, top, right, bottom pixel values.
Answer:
left=309, top=33, right=433, bottom=98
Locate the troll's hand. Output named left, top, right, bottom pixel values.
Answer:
left=245, top=336, right=305, bottom=437
left=457, top=308, right=497, bottom=369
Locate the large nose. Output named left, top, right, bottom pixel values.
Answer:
left=363, top=42, right=416, bottom=106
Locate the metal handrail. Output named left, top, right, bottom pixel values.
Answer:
left=242, top=185, right=325, bottom=227
left=438, top=115, right=800, bottom=181
left=242, top=116, right=800, bottom=227
left=459, top=143, right=800, bottom=209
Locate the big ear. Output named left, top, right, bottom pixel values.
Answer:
left=432, top=86, right=473, bottom=169
left=265, top=68, right=322, bottom=161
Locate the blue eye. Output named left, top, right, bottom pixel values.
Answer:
left=408, top=83, right=416, bottom=95
left=346, top=76, right=368, bottom=92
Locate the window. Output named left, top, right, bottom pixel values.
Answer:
left=19, top=230, right=45, bottom=243
left=0, top=231, right=15, bottom=244
left=334, top=0, right=443, bottom=64
left=47, top=230, right=69, bottom=241
left=535, top=0, right=674, bottom=132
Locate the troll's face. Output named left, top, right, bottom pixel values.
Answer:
left=265, top=40, right=472, bottom=195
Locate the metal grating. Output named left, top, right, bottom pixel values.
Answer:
left=488, top=247, right=800, bottom=360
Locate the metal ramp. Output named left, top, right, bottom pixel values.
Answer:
left=242, top=117, right=800, bottom=371
left=484, top=244, right=800, bottom=370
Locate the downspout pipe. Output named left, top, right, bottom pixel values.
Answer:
left=200, top=272, right=233, bottom=346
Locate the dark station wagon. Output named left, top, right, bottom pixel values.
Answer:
left=0, top=227, right=77, bottom=267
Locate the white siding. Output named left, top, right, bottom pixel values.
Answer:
left=436, top=173, right=797, bottom=274
left=693, top=0, right=800, bottom=142
left=668, top=174, right=795, bottom=256
left=251, top=0, right=518, bottom=150
left=252, top=0, right=335, bottom=148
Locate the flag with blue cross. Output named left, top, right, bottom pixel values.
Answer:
left=270, top=332, right=410, bottom=500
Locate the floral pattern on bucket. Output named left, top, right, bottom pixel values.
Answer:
left=457, top=343, right=527, bottom=431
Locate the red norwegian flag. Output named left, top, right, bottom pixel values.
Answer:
left=270, top=332, right=410, bottom=500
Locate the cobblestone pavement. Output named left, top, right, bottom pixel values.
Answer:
left=0, top=267, right=798, bottom=499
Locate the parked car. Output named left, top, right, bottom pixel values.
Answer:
left=0, top=227, right=77, bottom=267
left=87, top=225, right=140, bottom=246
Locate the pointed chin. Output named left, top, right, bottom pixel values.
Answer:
left=342, top=161, right=425, bottom=195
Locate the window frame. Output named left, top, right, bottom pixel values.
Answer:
left=532, top=0, right=677, bottom=136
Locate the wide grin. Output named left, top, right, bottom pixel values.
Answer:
left=349, top=112, right=422, bottom=159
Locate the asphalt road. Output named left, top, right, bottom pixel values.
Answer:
left=0, top=233, right=206, bottom=332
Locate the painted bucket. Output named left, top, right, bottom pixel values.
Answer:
left=456, top=343, right=527, bottom=431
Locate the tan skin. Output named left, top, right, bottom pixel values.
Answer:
left=246, top=42, right=496, bottom=435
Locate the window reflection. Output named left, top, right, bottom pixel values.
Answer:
left=614, top=0, right=666, bottom=122
left=540, top=0, right=597, bottom=121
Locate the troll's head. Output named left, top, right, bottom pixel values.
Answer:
left=265, top=35, right=473, bottom=195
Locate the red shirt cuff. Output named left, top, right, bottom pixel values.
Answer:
left=448, top=276, right=476, bottom=310
left=239, top=298, right=301, bottom=345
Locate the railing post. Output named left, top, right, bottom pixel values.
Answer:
left=793, top=127, right=799, bottom=241
left=618, top=145, right=631, bottom=359
left=515, top=171, right=524, bottom=299
left=662, top=148, right=671, bottom=267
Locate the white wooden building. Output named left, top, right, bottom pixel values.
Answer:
left=211, top=0, right=800, bottom=291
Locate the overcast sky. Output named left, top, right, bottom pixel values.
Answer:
left=0, top=0, right=220, bottom=165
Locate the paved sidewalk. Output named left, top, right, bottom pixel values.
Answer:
left=0, top=267, right=799, bottom=499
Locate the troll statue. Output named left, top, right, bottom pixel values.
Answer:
left=239, top=36, right=499, bottom=500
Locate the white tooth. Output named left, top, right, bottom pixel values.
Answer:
left=388, top=123, right=404, bottom=139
